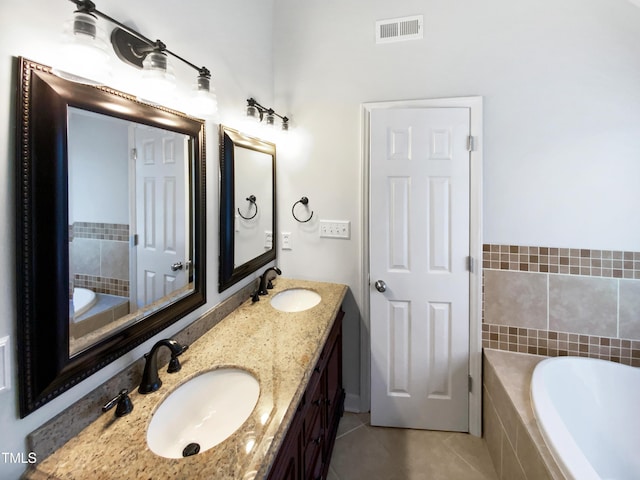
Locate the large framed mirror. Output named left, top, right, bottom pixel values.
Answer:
left=219, top=126, right=276, bottom=292
left=15, top=58, right=206, bottom=417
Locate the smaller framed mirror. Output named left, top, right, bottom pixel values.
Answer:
left=219, top=126, right=276, bottom=291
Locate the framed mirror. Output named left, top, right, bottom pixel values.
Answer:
left=219, top=126, right=276, bottom=292
left=15, top=58, right=206, bottom=417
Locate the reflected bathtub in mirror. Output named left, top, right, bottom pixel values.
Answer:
left=15, top=58, right=206, bottom=417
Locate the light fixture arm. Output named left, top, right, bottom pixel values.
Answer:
left=247, top=97, right=290, bottom=127
left=68, top=0, right=209, bottom=77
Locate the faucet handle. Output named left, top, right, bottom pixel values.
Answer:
left=102, top=389, right=134, bottom=418
left=167, top=344, right=188, bottom=373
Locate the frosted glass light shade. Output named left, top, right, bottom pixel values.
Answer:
left=190, top=89, right=219, bottom=119
left=53, top=12, right=111, bottom=85
left=188, top=75, right=219, bottom=119
left=139, top=51, right=176, bottom=104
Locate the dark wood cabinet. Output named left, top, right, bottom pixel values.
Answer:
left=268, top=309, right=345, bottom=480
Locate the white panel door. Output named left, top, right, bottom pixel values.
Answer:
left=134, top=126, right=188, bottom=308
left=370, top=108, right=470, bottom=432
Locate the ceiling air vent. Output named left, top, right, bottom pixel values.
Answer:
left=376, top=15, right=423, bottom=44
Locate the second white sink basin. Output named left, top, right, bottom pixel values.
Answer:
left=270, top=288, right=321, bottom=312
left=147, top=368, right=259, bottom=459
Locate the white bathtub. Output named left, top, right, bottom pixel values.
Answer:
left=72, top=287, right=97, bottom=318
left=531, top=356, right=640, bottom=480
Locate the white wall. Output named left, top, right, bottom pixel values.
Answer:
left=0, top=0, right=274, bottom=478
left=273, top=0, right=640, bottom=408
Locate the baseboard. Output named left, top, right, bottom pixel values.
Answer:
left=344, top=393, right=361, bottom=413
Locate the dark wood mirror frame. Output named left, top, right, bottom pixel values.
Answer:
left=15, top=58, right=207, bottom=417
left=219, top=125, right=276, bottom=292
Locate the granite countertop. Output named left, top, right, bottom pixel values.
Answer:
left=27, top=278, right=348, bottom=480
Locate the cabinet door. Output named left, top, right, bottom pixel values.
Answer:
left=325, top=334, right=342, bottom=424
left=304, top=376, right=324, bottom=476
left=268, top=413, right=302, bottom=480
left=321, top=310, right=345, bottom=480
left=325, top=310, right=345, bottom=432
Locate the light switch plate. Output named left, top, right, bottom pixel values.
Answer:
left=264, top=231, right=273, bottom=249
left=319, top=220, right=351, bottom=239
left=0, top=336, right=9, bottom=392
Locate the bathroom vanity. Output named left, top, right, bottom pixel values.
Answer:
left=25, top=278, right=347, bottom=480
left=268, top=307, right=344, bottom=480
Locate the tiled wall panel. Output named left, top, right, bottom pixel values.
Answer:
left=483, top=244, right=640, bottom=367
left=69, top=222, right=130, bottom=297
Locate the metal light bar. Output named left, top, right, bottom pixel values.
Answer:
left=247, top=97, right=289, bottom=130
left=69, top=0, right=209, bottom=76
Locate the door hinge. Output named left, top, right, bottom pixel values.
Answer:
left=131, top=148, right=137, bottom=161
left=467, top=256, right=475, bottom=273
left=466, top=135, right=476, bottom=152
left=468, top=374, right=473, bottom=393
left=131, top=234, right=138, bottom=247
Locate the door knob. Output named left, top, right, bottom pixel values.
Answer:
left=374, top=280, right=387, bottom=292
left=171, top=262, right=184, bottom=271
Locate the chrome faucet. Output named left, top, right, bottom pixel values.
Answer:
left=258, top=266, right=282, bottom=295
left=138, top=339, right=189, bottom=394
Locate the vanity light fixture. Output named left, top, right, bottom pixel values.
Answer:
left=54, top=5, right=111, bottom=84
left=246, top=98, right=290, bottom=131
left=58, top=0, right=218, bottom=117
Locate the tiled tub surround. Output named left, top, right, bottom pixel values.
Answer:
left=483, top=244, right=640, bottom=279
left=483, top=349, right=563, bottom=480
left=26, top=278, right=348, bottom=480
left=482, top=244, right=640, bottom=366
left=69, top=222, right=130, bottom=297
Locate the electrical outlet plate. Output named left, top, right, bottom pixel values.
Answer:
left=319, top=220, right=351, bottom=239
left=264, top=231, right=273, bottom=249
left=282, top=232, right=292, bottom=250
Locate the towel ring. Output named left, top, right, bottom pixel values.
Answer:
left=238, top=195, right=258, bottom=220
left=292, top=196, right=313, bottom=223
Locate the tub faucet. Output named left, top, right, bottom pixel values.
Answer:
left=138, top=339, right=189, bottom=394
left=258, top=266, right=282, bottom=295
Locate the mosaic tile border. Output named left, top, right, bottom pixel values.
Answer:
left=71, top=222, right=129, bottom=242
left=74, top=274, right=129, bottom=297
left=483, top=244, right=640, bottom=279
left=482, top=323, right=640, bottom=367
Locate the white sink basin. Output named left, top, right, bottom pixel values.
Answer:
left=147, top=368, right=260, bottom=458
left=270, top=288, right=321, bottom=312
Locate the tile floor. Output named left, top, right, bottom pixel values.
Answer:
left=328, top=413, right=499, bottom=480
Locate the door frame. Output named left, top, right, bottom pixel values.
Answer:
left=360, top=96, right=483, bottom=436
